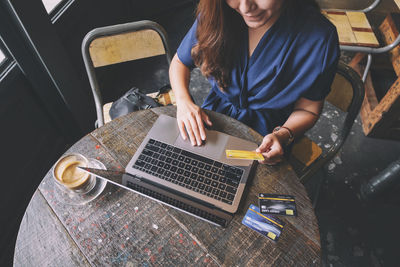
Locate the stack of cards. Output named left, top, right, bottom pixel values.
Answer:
left=242, top=194, right=297, bottom=242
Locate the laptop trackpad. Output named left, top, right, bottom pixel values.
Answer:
left=174, top=130, right=228, bottom=160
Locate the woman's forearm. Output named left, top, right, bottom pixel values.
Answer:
left=273, top=97, right=323, bottom=144
left=169, top=53, right=212, bottom=146
left=169, top=54, right=192, bottom=103
left=256, top=98, right=323, bottom=164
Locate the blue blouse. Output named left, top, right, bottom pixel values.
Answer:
left=177, top=6, right=340, bottom=136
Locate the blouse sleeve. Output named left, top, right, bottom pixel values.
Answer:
left=301, top=30, right=340, bottom=101
left=176, top=19, right=198, bottom=69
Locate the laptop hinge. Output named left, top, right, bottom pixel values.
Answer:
left=122, top=173, right=233, bottom=227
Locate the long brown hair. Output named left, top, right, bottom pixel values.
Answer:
left=192, top=0, right=320, bottom=90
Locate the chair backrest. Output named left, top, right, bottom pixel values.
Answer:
left=326, top=71, right=354, bottom=112
left=89, top=29, right=167, bottom=67
left=82, top=20, right=171, bottom=127
left=290, top=61, right=365, bottom=184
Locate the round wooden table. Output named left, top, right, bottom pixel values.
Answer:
left=14, top=106, right=321, bottom=266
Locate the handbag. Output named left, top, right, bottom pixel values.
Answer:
left=109, top=87, right=161, bottom=120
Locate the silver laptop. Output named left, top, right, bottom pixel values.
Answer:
left=121, top=114, right=258, bottom=225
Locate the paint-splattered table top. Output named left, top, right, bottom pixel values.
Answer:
left=14, top=106, right=321, bottom=266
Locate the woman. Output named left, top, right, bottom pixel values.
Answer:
left=169, top=0, right=339, bottom=165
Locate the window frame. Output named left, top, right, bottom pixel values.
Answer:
left=0, top=40, right=13, bottom=77
left=47, top=0, right=74, bottom=21
left=0, top=0, right=92, bottom=139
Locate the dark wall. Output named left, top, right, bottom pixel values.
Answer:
left=0, top=0, right=198, bottom=265
left=0, top=66, right=68, bottom=265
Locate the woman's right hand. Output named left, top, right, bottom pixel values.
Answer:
left=176, top=98, right=212, bottom=146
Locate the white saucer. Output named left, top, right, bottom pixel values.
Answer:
left=52, top=158, right=107, bottom=206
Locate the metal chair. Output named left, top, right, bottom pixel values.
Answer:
left=323, top=0, right=400, bottom=82
left=82, top=20, right=172, bottom=127
left=290, top=62, right=365, bottom=191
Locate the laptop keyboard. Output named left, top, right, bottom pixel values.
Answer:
left=133, top=138, right=244, bottom=205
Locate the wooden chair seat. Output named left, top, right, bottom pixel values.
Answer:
left=323, top=10, right=380, bottom=47
left=290, top=136, right=323, bottom=178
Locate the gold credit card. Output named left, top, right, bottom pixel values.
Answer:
left=225, top=150, right=264, bottom=160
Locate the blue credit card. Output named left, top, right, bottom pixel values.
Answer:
left=242, top=204, right=284, bottom=242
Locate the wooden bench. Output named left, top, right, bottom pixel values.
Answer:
left=322, top=10, right=379, bottom=47
left=350, top=13, right=400, bottom=140
left=323, top=1, right=400, bottom=82
left=322, top=2, right=400, bottom=140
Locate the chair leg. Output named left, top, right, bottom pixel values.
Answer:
left=312, top=168, right=328, bottom=209
left=347, top=52, right=372, bottom=84
left=362, top=54, right=372, bottom=82
left=348, top=52, right=372, bottom=83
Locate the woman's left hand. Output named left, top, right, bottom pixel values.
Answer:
left=256, top=133, right=284, bottom=165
